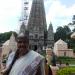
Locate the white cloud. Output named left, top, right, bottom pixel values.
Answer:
left=0, top=0, right=75, bottom=33
left=0, top=0, right=21, bottom=33
left=46, top=0, right=75, bottom=32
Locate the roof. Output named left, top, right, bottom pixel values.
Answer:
left=46, top=48, right=52, bottom=51
left=3, top=33, right=17, bottom=46
left=55, top=39, right=67, bottom=45
left=3, top=40, right=9, bottom=46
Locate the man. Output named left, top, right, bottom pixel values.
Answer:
left=3, top=32, right=45, bottom=75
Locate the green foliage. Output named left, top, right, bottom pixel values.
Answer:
left=54, top=26, right=71, bottom=42
left=68, top=38, right=75, bottom=49
left=72, top=28, right=75, bottom=32
left=57, top=67, right=75, bottom=75
left=73, top=47, right=75, bottom=53
left=40, top=50, right=46, bottom=56
left=54, top=26, right=66, bottom=41
left=51, top=52, right=56, bottom=66
left=58, top=56, right=75, bottom=59
left=57, top=56, right=75, bottom=64
left=2, top=59, right=7, bottom=63
left=0, top=31, right=17, bottom=45
left=63, top=26, right=71, bottom=34
left=2, top=54, right=8, bottom=63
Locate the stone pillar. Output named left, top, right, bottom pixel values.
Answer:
left=46, top=48, right=52, bottom=65
left=50, top=65, right=59, bottom=75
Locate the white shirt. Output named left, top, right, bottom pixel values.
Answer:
left=9, top=50, right=45, bottom=75
left=6, top=51, right=15, bottom=68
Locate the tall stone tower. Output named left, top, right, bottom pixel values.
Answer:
left=27, top=0, right=47, bottom=51
left=47, top=23, right=54, bottom=48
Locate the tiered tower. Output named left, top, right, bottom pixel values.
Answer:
left=47, top=23, right=54, bottom=48
left=27, top=0, right=47, bottom=51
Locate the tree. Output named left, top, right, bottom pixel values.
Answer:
left=63, top=26, right=71, bottom=43
left=63, top=26, right=71, bottom=35
left=54, top=26, right=66, bottom=42
left=54, top=25, right=71, bottom=42
left=51, top=52, right=56, bottom=66
left=0, top=31, right=17, bottom=45
left=72, top=28, right=75, bottom=32
left=68, top=15, right=75, bottom=29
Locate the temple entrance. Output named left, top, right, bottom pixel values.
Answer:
left=34, top=45, right=37, bottom=51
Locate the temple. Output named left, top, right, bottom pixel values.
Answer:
left=19, top=0, right=54, bottom=51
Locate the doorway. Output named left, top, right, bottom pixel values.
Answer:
left=34, top=45, right=37, bottom=51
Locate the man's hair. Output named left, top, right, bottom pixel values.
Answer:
left=17, top=32, right=29, bottom=43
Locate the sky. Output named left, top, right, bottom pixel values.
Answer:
left=0, top=0, right=75, bottom=33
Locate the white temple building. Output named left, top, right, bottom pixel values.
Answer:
left=2, top=33, right=17, bottom=56
left=54, top=39, right=73, bottom=57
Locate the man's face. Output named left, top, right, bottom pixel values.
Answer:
left=17, top=37, right=29, bottom=54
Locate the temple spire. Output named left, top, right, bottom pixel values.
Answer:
left=28, top=0, right=47, bottom=31
left=27, top=0, right=47, bottom=51
left=47, top=22, right=54, bottom=48
left=19, top=22, right=26, bottom=34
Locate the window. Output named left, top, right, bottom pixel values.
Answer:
left=35, top=34, right=38, bottom=38
left=29, top=35, right=33, bottom=39
left=64, top=52, right=66, bottom=56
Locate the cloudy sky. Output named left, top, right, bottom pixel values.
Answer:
left=0, top=0, right=75, bottom=33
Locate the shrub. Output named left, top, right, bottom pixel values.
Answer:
left=57, top=67, right=75, bottom=75
left=57, top=56, right=75, bottom=64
